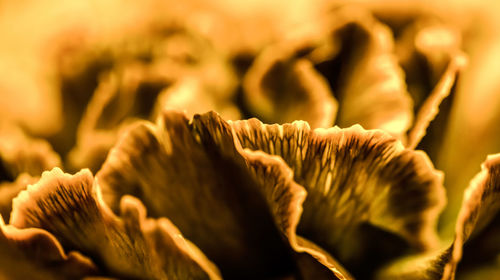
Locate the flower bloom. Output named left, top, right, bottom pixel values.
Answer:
left=0, top=1, right=499, bottom=280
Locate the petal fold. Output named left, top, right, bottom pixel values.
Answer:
left=231, top=118, right=446, bottom=275
left=376, top=154, right=500, bottom=279
left=97, top=110, right=297, bottom=278
left=10, top=167, right=220, bottom=279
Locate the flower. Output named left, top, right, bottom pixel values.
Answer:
left=0, top=1, right=499, bottom=279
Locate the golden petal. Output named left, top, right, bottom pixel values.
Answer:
left=10, top=167, right=219, bottom=279
left=243, top=43, right=337, bottom=128
left=0, top=122, right=61, bottom=180
left=376, top=154, right=500, bottom=279
left=97, top=110, right=297, bottom=278
left=403, top=21, right=468, bottom=152
left=0, top=173, right=38, bottom=222
left=316, top=8, right=413, bottom=138
left=231, top=118, right=446, bottom=274
left=243, top=149, right=351, bottom=279
left=243, top=7, right=414, bottom=139
left=442, top=154, right=500, bottom=279
left=0, top=215, right=97, bottom=279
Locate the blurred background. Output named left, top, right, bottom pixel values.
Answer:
left=0, top=0, right=499, bottom=238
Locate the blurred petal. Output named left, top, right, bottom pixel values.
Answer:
left=154, top=78, right=242, bottom=121
left=0, top=122, right=61, bottom=180
left=243, top=44, right=337, bottom=128
left=97, top=110, right=296, bottom=278
left=243, top=7, right=413, bottom=138
left=314, top=8, right=413, bottom=138
left=230, top=118, right=446, bottom=275
left=376, top=154, right=500, bottom=279
left=0, top=173, right=38, bottom=222
left=54, top=23, right=238, bottom=169
left=67, top=66, right=167, bottom=173
left=0, top=226, right=59, bottom=279
left=402, top=21, right=468, bottom=154
left=10, top=167, right=220, bottom=279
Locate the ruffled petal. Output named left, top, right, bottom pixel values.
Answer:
left=443, top=154, right=500, bottom=279
left=242, top=7, right=414, bottom=138
left=10, top=167, right=220, bottom=279
left=97, top=110, right=297, bottom=278
left=314, top=7, right=413, bottom=138
left=56, top=23, right=238, bottom=172
left=375, top=154, right=500, bottom=279
left=0, top=173, right=38, bottom=222
left=0, top=122, right=61, bottom=181
left=230, top=118, right=446, bottom=276
left=243, top=149, right=351, bottom=279
left=0, top=215, right=97, bottom=279
left=402, top=21, right=468, bottom=153
left=243, top=43, right=337, bottom=128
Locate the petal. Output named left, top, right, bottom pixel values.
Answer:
left=59, top=24, right=238, bottom=172
left=314, top=8, right=413, bottom=138
left=0, top=173, right=38, bottom=222
left=0, top=215, right=97, bottom=279
left=243, top=44, right=337, bottom=128
left=243, top=7, right=414, bottom=138
left=376, top=154, right=500, bottom=279
left=10, top=167, right=220, bottom=279
left=0, top=232, right=59, bottom=279
left=242, top=149, right=351, bottom=279
left=97, top=111, right=297, bottom=278
left=230, top=118, right=446, bottom=274
left=443, top=154, right=500, bottom=279
left=0, top=122, right=61, bottom=180
left=403, top=21, right=468, bottom=152
left=67, top=67, right=168, bottom=172
left=154, top=78, right=242, bottom=122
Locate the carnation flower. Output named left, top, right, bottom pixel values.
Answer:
left=0, top=1, right=499, bottom=279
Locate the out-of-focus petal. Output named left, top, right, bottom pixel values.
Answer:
left=0, top=122, right=61, bottom=181
left=243, top=44, right=337, bottom=128
left=243, top=7, right=413, bottom=138
left=316, top=8, right=413, bottom=138
left=375, top=154, right=500, bottom=279
left=97, top=111, right=296, bottom=279
left=10, top=167, right=220, bottom=279
left=53, top=23, right=238, bottom=171
left=67, top=66, right=167, bottom=173
left=230, top=118, right=446, bottom=276
left=154, top=78, right=242, bottom=121
left=401, top=20, right=468, bottom=156
left=0, top=173, right=38, bottom=221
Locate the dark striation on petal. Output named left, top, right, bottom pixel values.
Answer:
left=242, top=149, right=351, bottom=279
left=230, top=118, right=446, bottom=277
left=10, top=168, right=220, bottom=279
left=97, top=110, right=297, bottom=279
left=376, top=154, right=500, bottom=280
